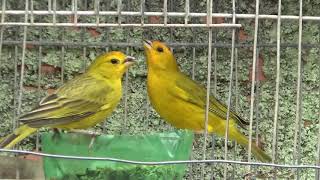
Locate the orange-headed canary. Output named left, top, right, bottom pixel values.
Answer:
left=143, top=40, right=271, bottom=162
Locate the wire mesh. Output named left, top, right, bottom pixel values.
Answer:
left=0, top=0, right=319, bottom=179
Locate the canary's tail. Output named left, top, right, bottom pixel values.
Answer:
left=229, top=129, right=271, bottom=163
left=0, top=125, right=37, bottom=149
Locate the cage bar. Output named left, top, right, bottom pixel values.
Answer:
left=16, top=0, right=29, bottom=129
left=317, top=59, right=320, bottom=180
left=0, top=10, right=319, bottom=21
left=35, top=27, right=43, bottom=152
left=201, top=0, right=213, bottom=178
left=1, top=148, right=320, bottom=170
left=2, top=40, right=320, bottom=49
left=94, top=0, right=100, bottom=26
left=271, top=1, right=282, bottom=179
left=30, top=0, right=34, bottom=24
left=293, top=0, right=304, bottom=179
left=117, top=0, right=122, bottom=25
left=122, top=47, right=130, bottom=133
left=184, top=0, right=189, bottom=25
left=72, top=0, right=78, bottom=25
left=13, top=45, right=18, bottom=130
left=223, top=0, right=236, bottom=178
left=59, top=47, right=65, bottom=83
left=140, top=0, right=144, bottom=25
left=0, top=22, right=241, bottom=27
left=163, top=0, right=167, bottom=26
left=247, top=0, right=260, bottom=169
left=0, top=0, right=5, bottom=64
left=52, top=0, right=56, bottom=25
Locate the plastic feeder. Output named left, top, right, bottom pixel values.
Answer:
left=41, top=130, right=194, bottom=180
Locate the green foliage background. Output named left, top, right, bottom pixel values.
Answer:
left=0, top=0, right=319, bottom=179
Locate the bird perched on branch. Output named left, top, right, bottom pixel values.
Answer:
left=143, top=40, right=271, bottom=162
left=0, top=51, right=135, bottom=149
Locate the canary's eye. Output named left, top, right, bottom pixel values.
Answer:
left=110, top=59, right=120, bottom=64
left=157, top=47, right=164, bottom=53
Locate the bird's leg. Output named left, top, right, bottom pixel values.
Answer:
left=88, top=134, right=96, bottom=149
left=52, top=128, right=61, bottom=143
left=88, top=129, right=102, bottom=149
left=68, top=129, right=100, bottom=149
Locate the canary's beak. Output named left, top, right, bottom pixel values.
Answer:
left=143, top=39, right=152, bottom=50
left=124, top=56, right=135, bottom=66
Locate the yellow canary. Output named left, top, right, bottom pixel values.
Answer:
left=143, top=40, right=271, bottom=162
left=0, top=51, right=135, bottom=149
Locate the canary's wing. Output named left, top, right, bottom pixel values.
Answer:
left=169, top=72, right=248, bottom=128
left=19, top=75, right=113, bottom=128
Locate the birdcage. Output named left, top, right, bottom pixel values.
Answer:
left=0, top=0, right=319, bottom=179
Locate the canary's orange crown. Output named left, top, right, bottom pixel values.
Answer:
left=143, top=40, right=178, bottom=71
left=88, top=51, right=135, bottom=79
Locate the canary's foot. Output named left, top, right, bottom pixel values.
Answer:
left=52, top=128, right=61, bottom=143
left=67, top=129, right=101, bottom=149
left=88, top=134, right=97, bottom=149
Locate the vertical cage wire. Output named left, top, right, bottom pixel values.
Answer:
left=163, top=0, right=168, bottom=26
left=30, top=0, right=34, bottom=24
left=117, top=0, right=122, bottom=25
left=317, top=34, right=320, bottom=179
left=188, top=0, right=196, bottom=178
left=271, top=1, right=282, bottom=179
left=184, top=0, right=189, bottom=25
left=0, top=0, right=5, bottom=64
left=252, top=47, right=261, bottom=178
left=52, top=0, right=56, bottom=25
left=247, top=0, right=260, bottom=169
left=94, top=0, right=100, bottom=26
left=232, top=25, right=240, bottom=179
left=35, top=27, right=42, bottom=152
left=223, top=0, right=236, bottom=178
left=293, top=0, right=304, bottom=179
left=189, top=38, right=196, bottom=180
left=103, top=44, right=111, bottom=134
left=253, top=47, right=260, bottom=143
left=122, top=47, right=130, bottom=133
left=292, top=0, right=304, bottom=177
left=72, top=0, right=78, bottom=25
left=13, top=45, right=18, bottom=130
left=47, top=0, right=51, bottom=12
left=16, top=0, right=29, bottom=143
left=13, top=0, right=29, bottom=179
left=191, top=42, right=196, bottom=80
left=13, top=45, right=19, bottom=179
left=60, top=45, right=65, bottom=84
left=60, top=0, right=66, bottom=85
left=168, top=0, right=175, bottom=130
left=32, top=0, right=39, bottom=152
left=140, top=0, right=149, bottom=132
left=210, top=0, right=218, bottom=178
left=201, top=0, right=213, bottom=178
left=140, top=0, right=144, bottom=25
left=122, top=0, right=132, bottom=133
